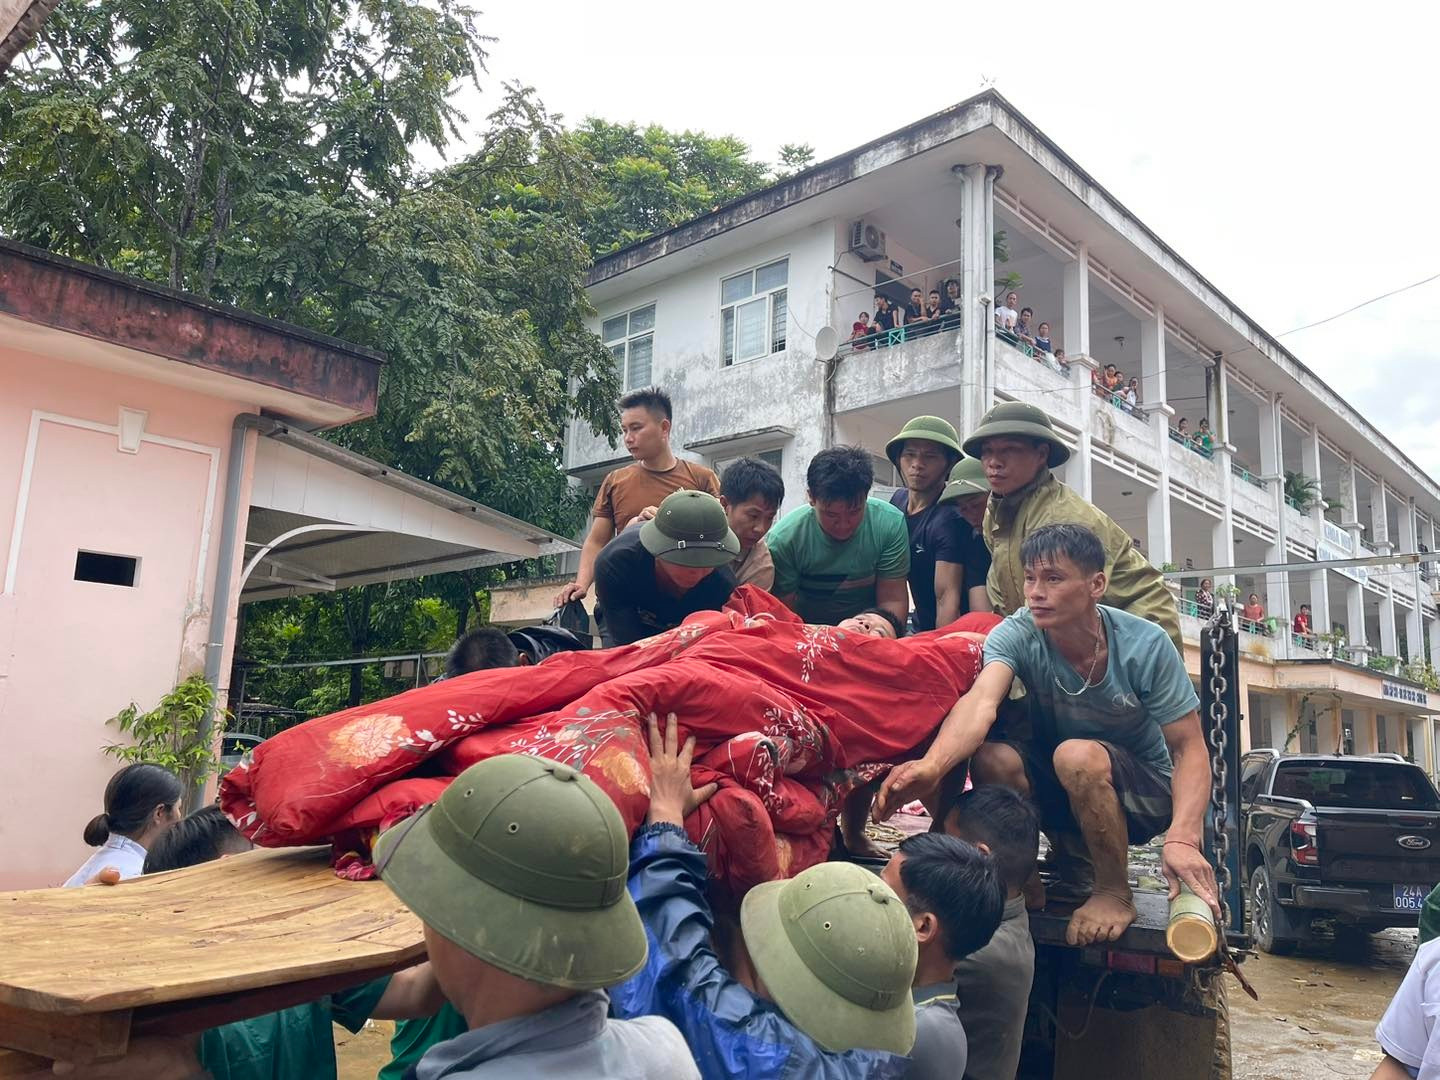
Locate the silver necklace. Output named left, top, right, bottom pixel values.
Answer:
left=1052, top=613, right=1104, bottom=697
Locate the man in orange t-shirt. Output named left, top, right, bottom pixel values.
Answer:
left=555, top=387, right=720, bottom=608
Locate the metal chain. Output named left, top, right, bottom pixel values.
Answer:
left=1206, top=615, right=1233, bottom=933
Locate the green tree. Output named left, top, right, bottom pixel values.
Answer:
left=570, top=118, right=772, bottom=254
left=775, top=142, right=816, bottom=179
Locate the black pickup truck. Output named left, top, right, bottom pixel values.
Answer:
left=1240, top=749, right=1440, bottom=953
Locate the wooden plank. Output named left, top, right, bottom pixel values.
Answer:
left=0, top=1000, right=130, bottom=1062
left=0, top=847, right=424, bottom=1015
left=131, top=956, right=422, bottom=1038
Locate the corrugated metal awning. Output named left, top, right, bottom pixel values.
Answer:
left=240, top=429, right=575, bottom=603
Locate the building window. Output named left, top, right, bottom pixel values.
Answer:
left=714, top=448, right=784, bottom=477
left=75, top=551, right=138, bottom=587
left=602, top=304, right=655, bottom=390
left=721, top=259, right=788, bottom=366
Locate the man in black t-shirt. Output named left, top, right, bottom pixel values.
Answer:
left=593, top=490, right=740, bottom=647
left=885, top=416, right=983, bottom=631
left=938, top=455, right=993, bottom=616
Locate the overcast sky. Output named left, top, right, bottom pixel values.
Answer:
left=447, top=1, right=1440, bottom=480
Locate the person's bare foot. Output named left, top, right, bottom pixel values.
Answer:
left=1065, top=887, right=1136, bottom=946
left=840, top=828, right=888, bottom=859
left=1023, top=870, right=1047, bottom=911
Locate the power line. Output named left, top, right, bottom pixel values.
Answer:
left=1277, top=271, right=1440, bottom=337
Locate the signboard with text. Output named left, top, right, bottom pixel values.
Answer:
left=1382, top=680, right=1431, bottom=709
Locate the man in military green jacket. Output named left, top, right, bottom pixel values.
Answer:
left=961, top=402, right=1183, bottom=656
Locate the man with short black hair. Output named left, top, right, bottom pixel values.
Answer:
left=444, top=627, right=519, bottom=678
left=1014, top=306, right=1035, bottom=345
left=880, top=833, right=1007, bottom=1080
left=594, top=490, right=739, bottom=647
left=877, top=522, right=1218, bottom=947
left=767, top=446, right=909, bottom=626
left=719, top=456, right=784, bottom=591
left=994, top=291, right=1019, bottom=332
left=943, top=787, right=1041, bottom=1080
left=904, top=287, right=925, bottom=326
left=838, top=607, right=905, bottom=639
left=872, top=294, right=897, bottom=334
left=555, top=388, right=720, bottom=608
left=960, top=400, right=1182, bottom=654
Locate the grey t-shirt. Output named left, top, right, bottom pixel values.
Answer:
left=907, top=984, right=968, bottom=1080
left=953, top=895, right=1035, bottom=1080
left=982, top=604, right=1199, bottom=777
left=412, top=990, right=698, bottom=1080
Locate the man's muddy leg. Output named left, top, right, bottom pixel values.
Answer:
left=1052, top=738, right=1136, bottom=945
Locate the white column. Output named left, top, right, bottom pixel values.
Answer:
left=1380, top=595, right=1399, bottom=658
left=1347, top=580, right=1368, bottom=656
left=1147, top=475, right=1173, bottom=566
left=1062, top=245, right=1091, bottom=359
left=955, top=163, right=995, bottom=438
left=1305, top=423, right=1330, bottom=635
left=1404, top=497, right=1424, bottom=661
left=1372, top=482, right=1392, bottom=553
left=1141, top=307, right=1166, bottom=411
left=1259, top=394, right=1289, bottom=647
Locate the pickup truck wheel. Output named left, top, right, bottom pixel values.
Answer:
left=1250, top=864, right=1297, bottom=955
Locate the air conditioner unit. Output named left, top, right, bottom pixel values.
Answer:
left=850, top=220, right=887, bottom=261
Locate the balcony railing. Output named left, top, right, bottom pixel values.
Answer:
left=840, top=316, right=961, bottom=356
left=995, top=329, right=1069, bottom=376
left=1285, top=495, right=1306, bottom=513
left=1231, top=462, right=1265, bottom=489
left=1168, top=427, right=1213, bottom=460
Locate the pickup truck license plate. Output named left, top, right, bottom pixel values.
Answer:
left=1394, top=884, right=1427, bottom=911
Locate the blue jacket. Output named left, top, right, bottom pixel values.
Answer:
left=611, top=824, right=909, bottom=1080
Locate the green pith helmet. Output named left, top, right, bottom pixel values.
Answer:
left=961, top=401, right=1071, bottom=468
left=638, top=489, right=740, bottom=568
left=939, top=456, right=992, bottom=504
left=373, top=754, right=646, bottom=990
left=885, top=415, right=964, bottom=469
left=740, top=861, right=918, bottom=1055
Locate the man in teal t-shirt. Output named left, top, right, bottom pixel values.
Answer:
left=877, top=522, right=1220, bottom=950
left=767, top=445, right=909, bottom=626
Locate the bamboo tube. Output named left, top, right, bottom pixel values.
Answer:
left=1166, top=883, right=1218, bottom=962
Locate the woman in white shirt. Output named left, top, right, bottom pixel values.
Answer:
left=62, top=763, right=183, bottom=887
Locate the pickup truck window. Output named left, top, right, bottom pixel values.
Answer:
left=1239, top=758, right=1267, bottom=804
left=1271, top=761, right=1440, bottom=810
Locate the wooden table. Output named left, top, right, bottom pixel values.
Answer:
left=0, top=847, right=424, bottom=1074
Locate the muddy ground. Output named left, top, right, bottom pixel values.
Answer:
left=1229, top=927, right=1412, bottom=1080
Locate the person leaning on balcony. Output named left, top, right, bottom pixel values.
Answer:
left=1033, top=323, right=1053, bottom=355
left=1197, top=418, right=1214, bottom=452
left=994, top=291, right=1019, bottom=332
left=1293, top=603, right=1313, bottom=638
left=849, top=311, right=873, bottom=350
left=959, top=401, right=1185, bottom=656
left=873, top=293, right=897, bottom=335
left=904, top=287, right=926, bottom=326
left=554, top=388, right=720, bottom=610
left=1013, top=307, right=1035, bottom=346
left=885, top=417, right=980, bottom=632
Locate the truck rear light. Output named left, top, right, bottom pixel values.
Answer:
left=1290, top=820, right=1319, bottom=865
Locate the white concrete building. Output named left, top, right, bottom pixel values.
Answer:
left=565, top=91, right=1440, bottom=775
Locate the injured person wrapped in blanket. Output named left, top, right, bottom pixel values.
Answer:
left=220, top=587, right=998, bottom=892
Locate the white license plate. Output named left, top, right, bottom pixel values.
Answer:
left=1394, top=884, right=1427, bottom=911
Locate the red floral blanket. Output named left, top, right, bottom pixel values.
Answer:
left=220, top=588, right=994, bottom=890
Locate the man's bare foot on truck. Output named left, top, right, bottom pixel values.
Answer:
left=1065, top=886, right=1136, bottom=946
left=839, top=779, right=887, bottom=858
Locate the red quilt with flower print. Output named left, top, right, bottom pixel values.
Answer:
left=220, top=587, right=996, bottom=890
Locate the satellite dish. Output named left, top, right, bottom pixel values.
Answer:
left=814, top=325, right=839, bottom=361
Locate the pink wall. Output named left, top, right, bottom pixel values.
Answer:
left=0, top=345, right=256, bottom=888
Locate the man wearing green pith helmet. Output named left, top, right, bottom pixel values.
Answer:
left=373, top=755, right=700, bottom=1079
left=885, top=416, right=993, bottom=631
left=961, top=401, right=1181, bottom=655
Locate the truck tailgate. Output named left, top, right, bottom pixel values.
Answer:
left=1316, top=808, right=1440, bottom=885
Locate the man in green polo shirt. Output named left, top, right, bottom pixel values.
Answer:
left=961, top=401, right=1182, bottom=655
left=767, top=445, right=910, bottom=626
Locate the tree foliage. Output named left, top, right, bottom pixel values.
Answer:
left=569, top=118, right=773, bottom=254
left=1, top=3, right=791, bottom=716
